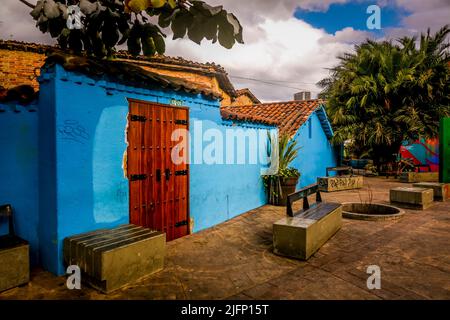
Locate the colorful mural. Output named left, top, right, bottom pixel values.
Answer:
left=400, top=138, right=440, bottom=172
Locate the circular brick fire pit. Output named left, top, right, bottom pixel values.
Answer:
left=342, top=203, right=405, bottom=221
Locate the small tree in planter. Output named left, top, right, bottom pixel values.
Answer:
left=262, top=133, right=300, bottom=206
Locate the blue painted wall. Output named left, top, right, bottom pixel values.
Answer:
left=0, top=103, right=39, bottom=265
left=37, top=65, right=273, bottom=275
left=292, top=110, right=338, bottom=188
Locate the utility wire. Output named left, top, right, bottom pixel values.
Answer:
left=229, top=75, right=319, bottom=91
left=230, top=75, right=318, bottom=85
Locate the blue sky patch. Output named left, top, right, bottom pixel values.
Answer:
left=294, top=1, right=409, bottom=36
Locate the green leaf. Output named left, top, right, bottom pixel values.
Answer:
left=80, top=0, right=98, bottom=15
left=68, top=30, right=83, bottom=53
left=43, top=0, right=60, bottom=19
left=158, top=10, right=173, bottom=28
left=142, top=36, right=156, bottom=56
left=151, top=0, right=167, bottom=9
left=153, top=34, right=166, bottom=54
left=102, top=20, right=119, bottom=47
left=217, top=22, right=235, bottom=49
left=187, top=18, right=206, bottom=45
left=167, top=0, right=177, bottom=9
left=127, top=21, right=142, bottom=56
left=192, top=1, right=223, bottom=16
left=30, top=1, right=44, bottom=20
left=171, top=10, right=193, bottom=40
left=118, top=29, right=130, bottom=45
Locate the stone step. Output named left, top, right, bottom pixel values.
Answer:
left=390, top=187, right=434, bottom=210
left=413, top=182, right=449, bottom=201
left=399, top=172, right=439, bottom=183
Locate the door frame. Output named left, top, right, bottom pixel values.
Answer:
left=126, top=97, right=191, bottom=238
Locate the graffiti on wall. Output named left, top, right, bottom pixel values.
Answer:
left=400, top=138, right=439, bottom=172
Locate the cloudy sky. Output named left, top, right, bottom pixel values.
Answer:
left=1, top=0, right=450, bottom=101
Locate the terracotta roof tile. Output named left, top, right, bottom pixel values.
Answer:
left=221, top=100, right=325, bottom=136
left=220, top=108, right=278, bottom=126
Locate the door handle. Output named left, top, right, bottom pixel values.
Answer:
left=156, top=169, right=161, bottom=182
left=165, top=169, right=171, bottom=181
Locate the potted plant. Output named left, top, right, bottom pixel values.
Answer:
left=262, top=134, right=301, bottom=206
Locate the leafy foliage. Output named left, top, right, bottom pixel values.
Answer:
left=318, top=26, right=450, bottom=166
left=262, top=133, right=300, bottom=205
left=28, top=0, right=244, bottom=58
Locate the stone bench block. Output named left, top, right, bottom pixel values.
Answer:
left=399, top=172, right=439, bottom=183
left=0, top=237, right=29, bottom=292
left=273, top=204, right=342, bottom=260
left=413, top=183, right=449, bottom=201
left=64, top=224, right=165, bottom=293
left=317, top=175, right=363, bottom=192
left=390, top=187, right=434, bottom=210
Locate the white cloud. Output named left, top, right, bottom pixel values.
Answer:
left=319, top=27, right=373, bottom=44
left=165, top=17, right=354, bottom=102
left=1, top=0, right=449, bottom=102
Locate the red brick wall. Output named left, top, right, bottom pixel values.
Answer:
left=0, top=49, right=45, bottom=91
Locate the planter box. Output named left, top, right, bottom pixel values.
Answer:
left=413, top=182, right=449, bottom=201
left=317, top=175, right=363, bottom=192
left=399, top=172, right=439, bottom=183
left=390, top=187, right=434, bottom=210
left=273, top=204, right=342, bottom=260
left=0, top=236, right=29, bottom=292
left=63, top=224, right=165, bottom=293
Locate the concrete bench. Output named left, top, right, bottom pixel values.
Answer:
left=413, top=182, right=449, bottom=201
left=399, top=172, right=439, bottom=183
left=317, top=175, right=364, bottom=192
left=0, top=204, right=29, bottom=292
left=326, top=166, right=354, bottom=176
left=390, top=187, right=434, bottom=210
left=64, top=224, right=165, bottom=293
left=273, top=184, right=342, bottom=260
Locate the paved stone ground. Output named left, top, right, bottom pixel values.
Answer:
left=1, top=178, right=449, bottom=300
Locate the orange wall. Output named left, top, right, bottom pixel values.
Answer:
left=0, top=49, right=45, bottom=90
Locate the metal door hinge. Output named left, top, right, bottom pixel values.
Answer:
left=130, top=115, right=147, bottom=122
left=175, top=170, right=188, bottom=176
left=130, top=174, right=147, bottom=181
left=175, top=220, right=188, bottom=227
left=175, top=119, right=188, bottom=125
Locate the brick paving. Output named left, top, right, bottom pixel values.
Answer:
left=1, top=178, right=449, bottom=300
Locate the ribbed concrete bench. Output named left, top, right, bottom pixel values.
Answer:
left=64, top=224, right=165, bottom=293
left=413, top=182, right=449, bottom=201
left=399, top=172, right=439, bottom=183
left=273, top=184, right=342, bottom=260
left=390, top=187, right=434, bottom=210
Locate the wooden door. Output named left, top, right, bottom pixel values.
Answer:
left=127, top=99, right=189, bottom=241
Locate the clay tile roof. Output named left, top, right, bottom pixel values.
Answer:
left=220, top=108, right=278, bottom=126
left=115, top=51, right=236, bottom=98
left=235, top=88, right=261, bottom=104
left=221, top=99, right=325, bottom=136
left=44, top=52, right=222, bottom=99
left=0, top=39, right=237, bottom=98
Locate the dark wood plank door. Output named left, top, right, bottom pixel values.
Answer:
left=127, top=99, right=189, bottom=241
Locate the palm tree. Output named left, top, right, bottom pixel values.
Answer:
left=318, top=25, right=450, bottom=170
